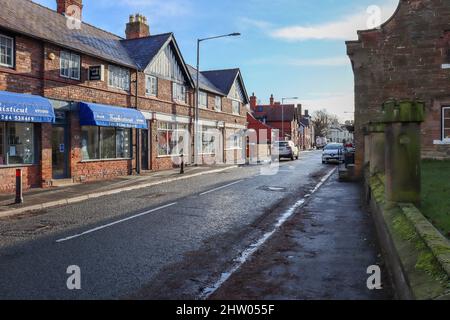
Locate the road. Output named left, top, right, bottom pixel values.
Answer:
left=0, top=151, right=331, bottom=299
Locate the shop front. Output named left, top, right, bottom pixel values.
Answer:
left=73, top=102, right=148, bottom=183
left=0, top=90, right=55, bottom=193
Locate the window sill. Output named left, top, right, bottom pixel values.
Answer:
left=157, top=155, right=183, bottom=159
left=80, top=158, right=132, bottom=163
left=0, top=163, right=37, bottom=168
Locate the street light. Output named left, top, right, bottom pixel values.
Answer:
left=281, top=97, right=299, bottom=141
left=195, top=33, right=241, bottom=165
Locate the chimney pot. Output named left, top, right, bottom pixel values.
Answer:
left=126, top=13, right=150, bottom=39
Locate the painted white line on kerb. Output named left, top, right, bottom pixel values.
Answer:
left=56, top=202, right=178, bottom=243
left=199, top=180, right=244, bottom=196
left=199, top=167, right=337, bottom=300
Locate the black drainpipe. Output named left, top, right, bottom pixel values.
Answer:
left=135, top=68, right=140, bottom=175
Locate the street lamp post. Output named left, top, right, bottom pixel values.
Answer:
left=195, top=33, right=241, bottom=165
left=281, top=97, right=298, bottom=141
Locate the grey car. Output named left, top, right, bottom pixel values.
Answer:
left=322, top=143, right=344, bottom=164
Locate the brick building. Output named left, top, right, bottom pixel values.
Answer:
left=346, top=0, right=450, bottom=177
left=0, top=0, right=249, bottom=193
left=187, top=66, right=249, bottom=165
left=299, top=111, right=315, bottom=150
left=249, top=93, right=301, bottom=147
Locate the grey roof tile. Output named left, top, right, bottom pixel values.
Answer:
left=0, top=0, right=137, bottom=68
left=187, top=65, right=225, bottom=96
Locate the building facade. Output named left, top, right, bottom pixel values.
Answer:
left=0, top=0, right=249, bottom=193
left=249, top=93, right=300, bottom=146
left=346, top=0, right=450, bottom=177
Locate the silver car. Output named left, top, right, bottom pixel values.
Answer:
left=322, top=143, right=345, bottom=164
left=275, top=141, right=299, bottom=161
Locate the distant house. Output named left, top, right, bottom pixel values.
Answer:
left=247, top=112, right=274, bottom=163
left=299, top=110, right=315, bottom=150
left=249, top=93, right=301, bottom=146
left=326, top=124, right=354, bottom=144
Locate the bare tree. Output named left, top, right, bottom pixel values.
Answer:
left=311, top=109, right=338, bottom=138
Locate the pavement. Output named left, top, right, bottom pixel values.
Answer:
left=0, top=151, right=393, bottom=300
left=0, top=165, right=237, bottom=218
left=210, top=171, right=393, bottom=300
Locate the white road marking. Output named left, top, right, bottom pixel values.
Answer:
left=56, top=202, right=178, bottom=243
left=199, top=180, right=244, bottom=196
left=199, top=167, right=337, bottom=299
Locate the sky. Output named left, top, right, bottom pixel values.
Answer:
left=34, top=0, right=399, bottom=121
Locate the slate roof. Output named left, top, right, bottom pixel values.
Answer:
left=201, top=69, right=240, bottom=95
left=120, top=33, right=172, bottom=70
left=0, top=0, right=136, bottom=68
left=187, top=65, right=225, bottom=96
left=254, top=105, right=298, bottom=122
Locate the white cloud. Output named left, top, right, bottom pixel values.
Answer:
left=98, top=0, right=191, bottom=17
left=270, top=1, right=398, bottom=41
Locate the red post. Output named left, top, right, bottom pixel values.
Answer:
left=15, top=169, right=23, bottom=204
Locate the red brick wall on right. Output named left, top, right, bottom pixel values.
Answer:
left=347, top=0, right=450, bottom=176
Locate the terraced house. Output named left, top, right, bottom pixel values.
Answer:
left=0, top=0, right=249, bottom=193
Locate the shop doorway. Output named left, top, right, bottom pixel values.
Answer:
left=52, top=112, right=70, bottom=179
left=141, top=129, right=149, bottom=170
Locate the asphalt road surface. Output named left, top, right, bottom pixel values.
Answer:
left=0, top=151, right=332, bottom=299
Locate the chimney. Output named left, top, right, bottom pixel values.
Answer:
left=269, top=94, right=274, bottom=106
left=250, top=93, right=257, bottom=110
left=57, top=0, right=83, bottom=20
left=126, top=14, right=150, bottom=40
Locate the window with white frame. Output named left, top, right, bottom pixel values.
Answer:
left=172, top=82, right=186, bottom=103
left=199, top=91, right=208, bottom=108
left=215, top=96, right=222, bottom=111
left=108, top=65, right=130, bottom=91
left=232, top=100, right=241, bottom=115
left=0, top=122, right=36, bottom=165
left=0, top=34, right=13, bottom=68
left=60, top=51, right=81, bottom=80
left=145, top=75, right=158, bottom=96
left=443, top=107, right=450, bottom=140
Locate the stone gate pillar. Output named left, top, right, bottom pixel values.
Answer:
left=368, top=122, right=385, bottom=176
left=384, top=100, right=425, bottom=207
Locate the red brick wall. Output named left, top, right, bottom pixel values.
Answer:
left=347, top=0, right=450, bottom=176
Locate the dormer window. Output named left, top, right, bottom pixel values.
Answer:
left=0, top=34, right=14, bottom=68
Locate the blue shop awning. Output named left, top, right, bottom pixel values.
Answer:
left=0, top=90, right=55, bottom=123
left=79, top=102, right=148, bottom=129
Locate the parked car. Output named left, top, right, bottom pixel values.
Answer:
left=322, top=143, right=345, bottom=164
left=275, top=141, right=299, bottom=161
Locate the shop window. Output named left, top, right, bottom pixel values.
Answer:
left=0, top=122, right=35, bottom=165
left=201, top=126, right=217, bottom=155
left=81, top=126, right=131, bottom=160
left=81, top=126, right=99, bottom=160
left=443, top=107, right=450, bottom=140
left=157, top=122, right=188, bottom=156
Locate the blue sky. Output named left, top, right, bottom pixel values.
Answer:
left=35, top=0, right=399, bottom=121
